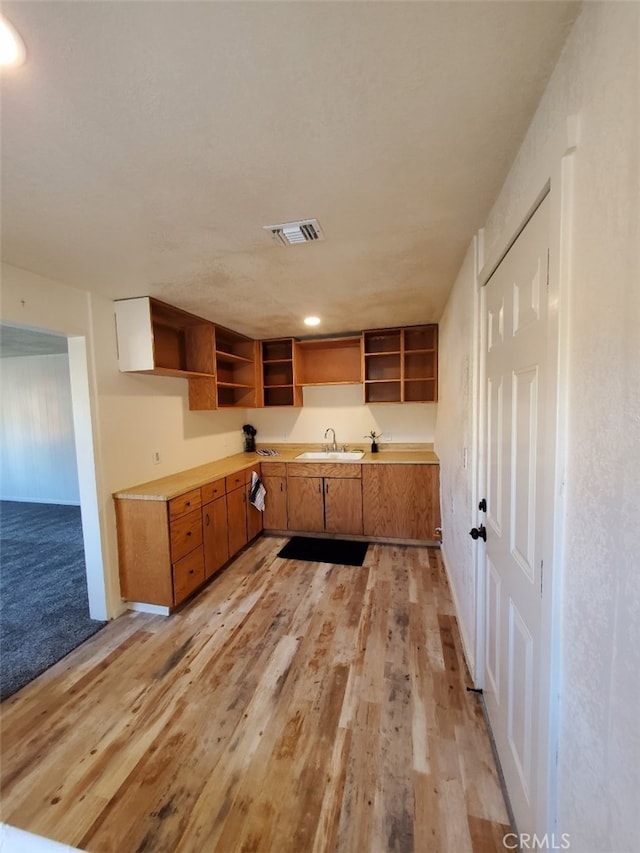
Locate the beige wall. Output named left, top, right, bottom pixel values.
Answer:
left=436, top=3, right=640, bottom=848
left=246, top=383, right=436, bottom=447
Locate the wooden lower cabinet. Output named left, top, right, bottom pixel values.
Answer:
left=115, top=463, right=263, bottom=610
left=115, top=458, right=441, bottom=610
left=246, top=478, right=264, bottom=540
left=362, top=463, right=441, bottom=540
left=226, top=467, right=264, bottom=556
left=115, top=499, right=174, bottom=606
left=287, top=477, right=324, bottom=532
left=261, top=462, right=288, bottom=530
left=203, top=495, right=229, bottom=579
left=287, top=465, right=363, bottom=536
left=227, top=483, right=248, bottom=555
left=324, top=477, right=363, bottom=535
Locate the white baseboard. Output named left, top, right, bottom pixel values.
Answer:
left=127, top=601, right=171, bottom=617
left=440, top=544, right=477, bottom=683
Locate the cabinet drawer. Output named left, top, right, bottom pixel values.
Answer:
left=226, top=472, right=246, bottom=491
left=169, top=489, right=202, bottom=521
left=201, top=477, right=226, bottom=503
left=173, top=547, right=205, bottom=604
left=170, top=507, right=203, bottom=562
left=260, top=461, right=286, bottom=477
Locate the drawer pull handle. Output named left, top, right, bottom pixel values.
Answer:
left=186, top=531, right=192, bottom=537
left=186, top=501, right=191, bottom=507
left=205, top=514, right=210, bottom=526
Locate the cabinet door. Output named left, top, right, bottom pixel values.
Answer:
left=324, top=477, right=363, bottom=535
left=261, top=475, right=288, bottom=530
left=245, top=481, right=264, bottom=541
left=227, top=486, right=248, bottom=556
left=362, top=464, right=441, bottom=540
left=203, top=496, right=229, bottom=579
left=287, top=477, right=324, bottom=532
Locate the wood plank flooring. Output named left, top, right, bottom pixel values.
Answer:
left=0, top=538, right=511, bottom=852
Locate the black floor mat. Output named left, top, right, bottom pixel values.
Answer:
left=277, top=536, right=369, bottom=567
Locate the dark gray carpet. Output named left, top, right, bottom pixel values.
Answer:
left=0, top=501, right=106, bottom=701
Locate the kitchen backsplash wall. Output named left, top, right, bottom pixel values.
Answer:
left=246, top=384, right=436, bottom=446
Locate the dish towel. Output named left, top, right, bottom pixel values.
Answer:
left=249, top=471, right=266, bottom=512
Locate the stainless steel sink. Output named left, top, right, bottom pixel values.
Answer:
left=294, top=450, right=365, bottom=461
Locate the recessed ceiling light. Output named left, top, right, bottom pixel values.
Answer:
left=304, top=316, right=321, bottom=327
left=0, top=15, right=26, bottom=67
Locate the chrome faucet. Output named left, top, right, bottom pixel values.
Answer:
left=324, top=427, right=337, bottom=452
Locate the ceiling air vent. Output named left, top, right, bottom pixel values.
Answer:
left=264, top=219, right=325, bottom=246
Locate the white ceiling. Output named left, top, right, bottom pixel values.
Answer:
left=1, top=1, right=580, bottom=340
left=0, top=324, right=68, bottom=358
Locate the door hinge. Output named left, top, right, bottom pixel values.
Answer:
left=540, top=559, right=544, bottom=597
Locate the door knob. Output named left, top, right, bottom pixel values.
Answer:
left=469, top=524, right=487, bottom=542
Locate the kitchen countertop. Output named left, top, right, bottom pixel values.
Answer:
left=113, top=443, right=439, bottom=501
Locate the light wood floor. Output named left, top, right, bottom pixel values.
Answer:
left=0, top=537, right=511, bottom=852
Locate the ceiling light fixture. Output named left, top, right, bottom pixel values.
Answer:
left=0, top=15, right=26, bottom=67
left=304, top=316, right=321, bottom=327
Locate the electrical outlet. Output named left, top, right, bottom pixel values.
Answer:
left=153, top=450, right=161, bottom=465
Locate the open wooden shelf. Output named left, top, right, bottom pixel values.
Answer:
left=363, top=325, right=438, bottom=403
left=295, top=337, right=362, bottom=385
left=260, top=339, right=302, bottom=407
left=214, top=326, right=258, bottom=408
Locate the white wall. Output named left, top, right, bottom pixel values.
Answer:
left=0, top=353, right=81, bottom=504
left=247, top=383, right=436, bottom=446
left=436, top=3, right=640, bottom=849
left=433, top=242, right=478, bottom=670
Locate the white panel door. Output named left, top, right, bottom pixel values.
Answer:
left=480, top=194, right=550, bottom=834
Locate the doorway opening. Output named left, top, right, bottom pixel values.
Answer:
left=0, top=323, right=107, bottom=699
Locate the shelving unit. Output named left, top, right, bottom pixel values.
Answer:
left=363, top=325, right=437, bottom=403
left=363, top=329, right=402, bottom=403
left=403, top=324, right=438, bottom=403
left=115, top=297, right=436, bottom=409
left=115, top=297, right=216, bottom=378
left=295, top=337, right=362, bottom=385
left=214, top=326, right=259, bottom=408
left=261, top=339, right=302, bottom=407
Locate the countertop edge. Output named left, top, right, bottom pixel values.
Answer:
left=113, top=444, right=440, bottom=501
